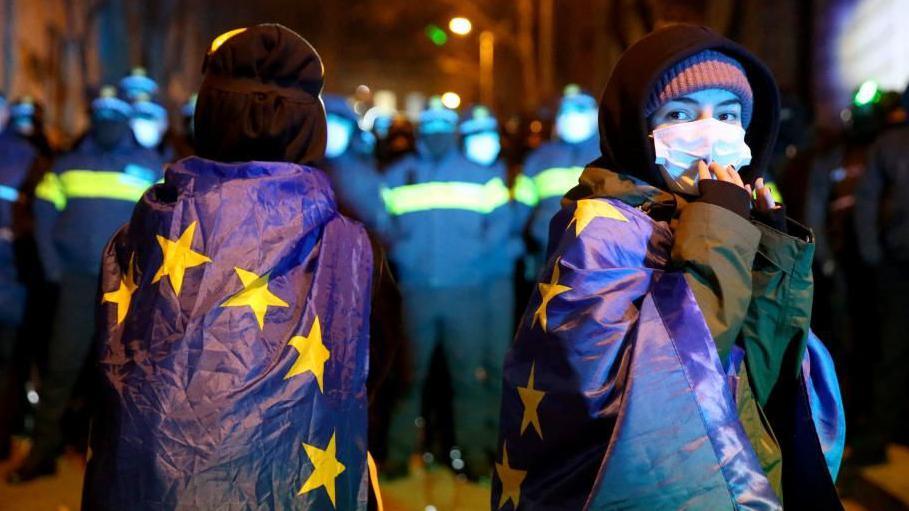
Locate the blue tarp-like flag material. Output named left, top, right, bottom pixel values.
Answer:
left=83, top=156, right=373, bottom=510
left=493, top=196, right=845, bottom=510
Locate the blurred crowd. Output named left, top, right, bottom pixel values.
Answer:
left=0, top=57, right=906, bottom=487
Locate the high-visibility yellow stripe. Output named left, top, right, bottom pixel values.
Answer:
left=36, top=170, right=154, bottom=211
left=513, top=174, right=539, bottom=207
left=35, top=173, right=66, bottom=210
left=533, top=166, right=584, bottom=201
left=382, top=177, right=510, bottom=216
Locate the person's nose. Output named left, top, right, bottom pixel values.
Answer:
left=697, top=106, right=714, bottom=121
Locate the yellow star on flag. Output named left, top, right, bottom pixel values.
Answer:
left=567, top=198, right=628, bottom=236
left=221, top=267, right=289, bottom=329
left=517, top=362, right=546, bottom=439
left=285, top=316, right=330, bottom=392
left=298, top=432, right=346, bottom=508
left=152, top=221, right=212, bottom=296
left=532, top=258, right=571, bottom=332
left=495, top=442, right=527, bottom=510
left=102, top=253, right=138, bottom=324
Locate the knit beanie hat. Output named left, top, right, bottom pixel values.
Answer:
left=645, top=49, right=754, bottom=127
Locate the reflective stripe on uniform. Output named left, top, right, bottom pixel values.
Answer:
left=513, top=174, right=539, bottom=207
left=532, top=166, right=584, bottom=201
left=35, top=170, right=154, bottom=211
left=35, top=173, right=66, bottom=210
left=0, top=184, right=19, bottom=202
left=382, top=177, right=510, bottom=216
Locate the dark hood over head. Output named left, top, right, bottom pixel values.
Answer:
left=596, top=24, right=780, bottom=187
left=195, top=23, right=327, bottom=165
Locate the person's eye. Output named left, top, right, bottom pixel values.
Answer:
left=667, top=110, right=692, bottom=122
left=718, top=112, right=739, bottom=123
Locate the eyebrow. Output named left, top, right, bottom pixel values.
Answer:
left=666, top=97, right=742, bottom=107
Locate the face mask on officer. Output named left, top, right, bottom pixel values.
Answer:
left=131, top=117, right=163, bottom=149
left=325, top=113, right=354, bottom=159
left=464, top=131, right=501, bottom=166
left=556, top=108, right=597, bottom=144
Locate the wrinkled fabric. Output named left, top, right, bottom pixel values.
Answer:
left=83, top=157, right=372, bottom=510
left=495, top=196, right=844, bottom=510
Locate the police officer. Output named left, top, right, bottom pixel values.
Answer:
left=460, top=105, right=523, bottom=449
left=382, top=97, right=511, bottom=479
left=8, top=86, right=166, bottom=482
left=0, top=93, right=35, bottom=459
left=130, top=91, right=173, bottom=161
left=321, top=94, right=383, bottom=229
left=515, top=85, right=600, bottom=277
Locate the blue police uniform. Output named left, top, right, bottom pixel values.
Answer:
left=321, top=94, right=384, bottom=229
left=514, top=87, right=600, bottom=277
left=381, top=106, right=511, bottom=475
left=18, top=97, right=166, bottom=476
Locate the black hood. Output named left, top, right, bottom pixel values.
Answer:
left=195, top=23, right=326, bottom=165
left=596, top=24, right=780, bottom=187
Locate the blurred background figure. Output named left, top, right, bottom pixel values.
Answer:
left=373, top=112, right=416, bottom=171
left=8, top=86, right=164, bottom=483
left=129, top=92, right=173, bottom=161
left=515, top=84, right=599, bottom=280
left=0, top=92, right=56, bottom=465
left=850, top=83, right=909, bottom=466
left=320, top=93, right=384, bottom=229
left=381, top=97, right=510, bottom=481
left=459, top=104, right=523, bottom=463
left=0, top=92, right=30, bottom=459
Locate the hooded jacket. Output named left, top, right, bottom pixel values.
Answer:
left=495, top=25, right=844, bottom=510
left=195, top=24, right=327, bottom=165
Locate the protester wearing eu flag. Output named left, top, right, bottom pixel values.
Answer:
left=514, top=85, right=600, bottom=279
left=81, top=24, right=382, bottom=510
left=8, top=86, right=165, bottom=483
left=494, top=24, right=844, bottom=510
left=381, top=98, right=511, bottom=480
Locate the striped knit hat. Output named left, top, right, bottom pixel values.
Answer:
left=645, top=49, right=754, bottom=127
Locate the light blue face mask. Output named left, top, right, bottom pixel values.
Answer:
left=464, top=131, right=501, bottom=166
left=131, top=118, right=163, bottom=149
left=556, top=110, right=597, bottom=144
left=326, top=114, right=354, bottom=159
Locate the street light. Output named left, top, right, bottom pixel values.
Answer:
left=441, top=92, right=461, bottom=110
left=449, top=17, right=473, bottom=36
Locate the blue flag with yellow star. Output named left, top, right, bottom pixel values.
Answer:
left=493, top=196, right=845, bottom=510
left=83, top=156, right=373, bottom=510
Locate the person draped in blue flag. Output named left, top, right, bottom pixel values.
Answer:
left=494, top=24, right=845, bottom=510
left=82, top=24, right=389, bottom=510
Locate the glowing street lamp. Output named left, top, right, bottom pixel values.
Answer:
left=441, top=92, right=461, bottom=110
left=449, top=17, right=473, bottom=36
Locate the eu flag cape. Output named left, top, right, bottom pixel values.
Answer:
left=493, top=197, right=845, bottom=510
left=83, top=157, right=373, bottom=510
